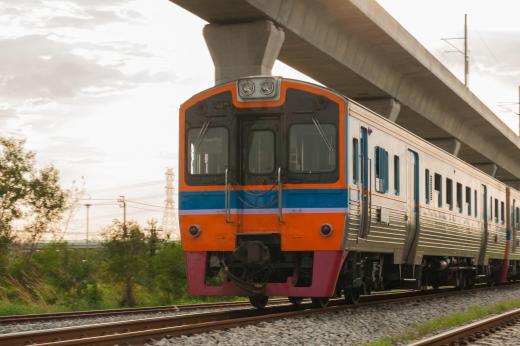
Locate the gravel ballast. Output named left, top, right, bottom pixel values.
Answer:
left=151, top=286, right=520, bottom=346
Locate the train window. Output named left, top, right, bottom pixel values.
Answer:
left=495, top=198, right=499, bottom=223
left=466, top=187, right=471, bottom=216
left=425, top=169, right=431, bottom=204
left=446, top=178, right=453, bottom=210
left=456, top=183, right=462, bottom=213
left=187, top=127, right=228, bottom=175
left=289, top=123, right=336, bottom=173
left=394, top=155, right=400, bottom=195
left=474, top=190, right=478, bottom=217
left=375, top=146, right=389, bottom=193
left=434, top=173, right=442, bottom=208
left=353, top=138, right=359, bottom=184
left=490, top=197, right=493, bottom=221
left=516, top=207, right=520, bottom=228
left=501, top=201, right=505, bottom=224
left=248, top=130, right=275, bottom=175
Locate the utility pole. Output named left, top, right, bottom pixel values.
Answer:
left=441, top=14, right=469, bottom=87
left=85, top=203, right=91, bottom=247
left=118, top=195, right=127, bottom=238
left=464, top=13, right=469, bottom=87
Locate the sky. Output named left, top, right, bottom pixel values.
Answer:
left=1, top=0, right=519, bottom=240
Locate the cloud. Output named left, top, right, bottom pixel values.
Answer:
left=0, top=35, right=125, bottom=99
left=0, top=35, right=174, bottom=100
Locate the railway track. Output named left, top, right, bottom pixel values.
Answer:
left=1, top=285, right=512, bottom=346
left=409, top=307, right=520, bottom=346
left=0, top=299, right=285, bottom=325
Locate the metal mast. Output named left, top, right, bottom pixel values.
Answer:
left=464, top=13, right=469, bottom=87
left=161, top=168, right=179, bottom=240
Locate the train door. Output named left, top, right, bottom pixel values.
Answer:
left=512, top=199, right=516, bottom=252
left=358, top=126, right=370, bottom=239
left=478, top=185, right=488, bottom=266
left=403, top=150, right=419, bottom=264
left=238, top=117, right=281, bottom=232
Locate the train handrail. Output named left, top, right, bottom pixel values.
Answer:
left=277, top=167, right=283, bottom=222
left=224, top=168, right=232, bottom=223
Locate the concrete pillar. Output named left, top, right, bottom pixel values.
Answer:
left=358, top=98, right=401, bottom=122
left=428, top=138, right=462, bottom=157
left=473, top=163, right=498, bottom=178
left=203, top=20, right=285, bottom=85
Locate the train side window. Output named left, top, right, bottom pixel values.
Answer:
left=434, top=173, right=442, bottom=208
left=353, top=138, right=359, bottom=184
left=425, top=169, right=431, bottom=204
left=490, top=197, right=493, bottom=222
left=466, top=187, right=471, bottom=216
left=516, top=207, right=520, bottom=228
left=394, top=155, right=400, bottom=195
left=456, top=183, right=462, bottom=213
left=474, top=190, right=478, bottom=217
left=446, top=178, right=453, bottom=210
left=494, top=198, right=499, bottom=223
left=374, top=146, right=388, bottom=193
left=501, top=201, right=505, bottom=224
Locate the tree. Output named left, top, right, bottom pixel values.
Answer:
left=0, top=137, right=66, bottom=265
left=101, top=220, right=148, bottom=306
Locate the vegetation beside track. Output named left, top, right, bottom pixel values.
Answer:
left=364, top=298, right=520, bottom=345
left=0, top=137, right=238, bottom=315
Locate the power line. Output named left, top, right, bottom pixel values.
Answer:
left=126, top=200, right=164, bottom=209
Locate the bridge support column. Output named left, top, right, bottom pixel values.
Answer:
left=428, top=138, right=461, bottom=157
left=473, top=163, right=498, bottom=178
left=203, top=20, right=285, bottom=85
left=358, top=98, right=401, bottom=122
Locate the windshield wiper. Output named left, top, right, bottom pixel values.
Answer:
left=193, top=120, right=211, bottom=151
left=312, top=116, right=334, bottom=152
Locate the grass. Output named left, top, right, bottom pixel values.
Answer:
left=0, top=295, right=248, bottom=316
left=0, top=302, right=69, bottom=316
left=364, top=298, right=520, bottom=346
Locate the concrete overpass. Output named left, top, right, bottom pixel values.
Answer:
left=169, top=0, right=520, bottom=186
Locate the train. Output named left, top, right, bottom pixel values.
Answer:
left=178, top=76, right=520, bottom=308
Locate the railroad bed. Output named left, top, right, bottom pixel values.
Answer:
left=1, top=284, right=520, bottom=346
left=410, top=308, right=520, bottom=346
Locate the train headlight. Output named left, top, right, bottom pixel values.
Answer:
left=320, top=224, right=333, bottom=237
left=237, top=76, right=281, bottom=101
left=188, top=225, right=201, bottom=238
left=260, top=79, right=275, bottom=96
left=238, top=79, right=255, bottom=97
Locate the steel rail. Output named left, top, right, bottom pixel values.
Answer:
left=2, top=285, right=517, bottom=346
left=409, top=307, right=520, bottom=346
left=0, top=299, right=286, bottom=325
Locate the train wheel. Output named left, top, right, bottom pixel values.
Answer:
left=311, top=297, right=329, bottom=308
left=249, top=296, right=268, bottom=309
left=455, top=272, right=466, bottom=290
left=288, top=297, right=303, bottom=306
left=345, top=287, right=361, bottom=305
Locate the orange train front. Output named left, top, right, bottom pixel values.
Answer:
left=179, top=77, right=349, bottom=307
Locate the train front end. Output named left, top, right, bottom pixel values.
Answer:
left=179, top=77, right=348, bottom=305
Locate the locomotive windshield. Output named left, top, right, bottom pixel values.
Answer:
left=248, top=130, right=275, bottom=175
left=184, top=87, right=339, bottom=185
left=289, top=122, right=336, bottom=173
left=187, top=126, right=228, bottom=175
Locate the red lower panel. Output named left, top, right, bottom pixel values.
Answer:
left=185, top=250, right=345, bottom=297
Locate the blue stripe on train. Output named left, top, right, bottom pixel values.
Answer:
left=179, top=189, right=348, bottom=210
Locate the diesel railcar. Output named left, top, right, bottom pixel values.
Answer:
left=179, top=76, right=520, bottom=308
